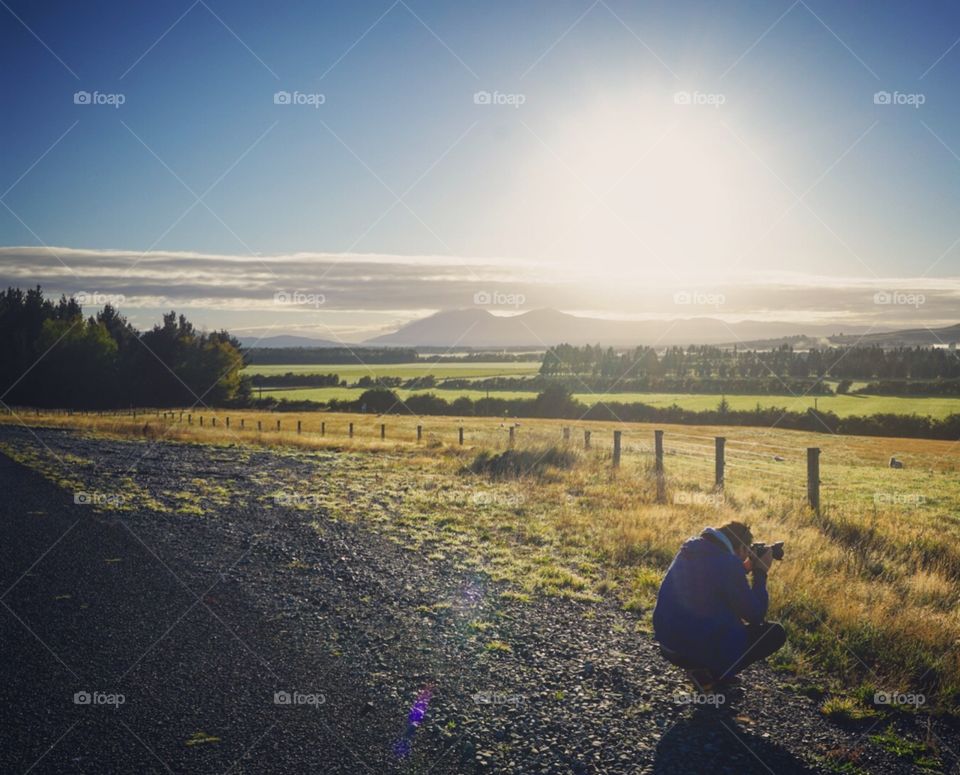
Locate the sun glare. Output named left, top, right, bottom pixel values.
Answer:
left=506, top=92, right=781, bottom=284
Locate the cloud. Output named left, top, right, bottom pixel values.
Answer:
left=1, top=246, right=957, bottom=332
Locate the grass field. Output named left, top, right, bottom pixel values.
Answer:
left=257, top=384, right=960, bottom=419
left=4, top=408, right=960, bottom=714
left=243, top=361, right=541, bottom=379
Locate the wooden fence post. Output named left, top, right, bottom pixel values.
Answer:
left=212, top=417, right=216, bottom=427
left=276, top=419, right=280, bottom=432
left=584, top=430, right=591, bottom=449
left=297, top=420, right=302, bottom=434
left=257, top=420, right=262, bottom=432
left=199, top=416, right=203, bottom=427
left=321, top=421, right=325, bottom=436
left=508, top=426, right=515, bottom=446
left=226, top=417, right=230, bottom=428
left=563, top=426, right=570, bottom=442
left=807, top=447, right=821, bottom=514
left=240, top=418, right=244, bottom=429
left=188, top=414, right=192, bottom=425
left=613, top=430, right=622, bottom=468
left=380, top=423, right=386, bottom=439
left=459, top=427, right=464, bottom=445
left=349, top=422, right=354, bottom=438
left=654, top=430, right=665, bottom=503
left=417, top=425, right=422, bottom=442
left=715, top=437, right=725, bottom=491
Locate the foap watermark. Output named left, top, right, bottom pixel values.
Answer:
left=274, top=690, right=325, bottom=706
left=74, top=90, right=126, bottom=108
left=473, top=90, right=526, bottom=108
left=74, top=291, right=126, bottom=307
left=473, top=290, right=526, bottom=308
left=673, top=290, right=725, bottom=309
left=674, top=690, right=725, bottom=706
left=274, top=90, right=326, bottom=108
left=471, top=491, right=525, bottom=508
left=274, top=290, right=326, bottom=308
left=74, top=690, right=125, bottom=707
left=674, top=90, right=725, bottom=108
left=472, top=690, right=525, bottom=706
left=874, top=691, right=926, bottom=708
left=74, top=491, right=125, bottom=508
left=873, top=492, right=926, bottom=508
left=874, top=91, right=925, bottom=109
left=674, top=491, right=725, bottom=507
left=873, top=290, right=925, bottom=308
left=273, top=492, right=322, bottom=508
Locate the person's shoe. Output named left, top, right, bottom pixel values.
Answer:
left=685, top=668, right=717, bottom=691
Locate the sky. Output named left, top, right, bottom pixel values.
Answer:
left=2, top=0, right=960, bottom=342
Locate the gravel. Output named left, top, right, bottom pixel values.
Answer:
left=0, top=425, right=955, bottom=774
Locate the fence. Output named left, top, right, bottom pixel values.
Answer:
left=3, top=407, right=825, bottom=513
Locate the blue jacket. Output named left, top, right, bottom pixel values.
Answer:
left=652, top=529, right=768, bottom=675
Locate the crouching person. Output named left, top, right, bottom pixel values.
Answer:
left=652, top=521, right=786, bottom=690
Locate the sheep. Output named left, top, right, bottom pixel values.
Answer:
left=773, top=455, right=785, bottom=462
left=889, top=457, right=904, bottom=469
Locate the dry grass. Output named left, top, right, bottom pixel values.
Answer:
left=3, top=407, right=960, bottom=708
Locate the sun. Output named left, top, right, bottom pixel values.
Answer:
left=501, top=91, right=781, bottom=285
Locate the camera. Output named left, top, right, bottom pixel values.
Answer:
left=751, top=541, right=784, bottom=561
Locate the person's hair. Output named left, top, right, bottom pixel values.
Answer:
left=719, top=521, right=753, bottom=553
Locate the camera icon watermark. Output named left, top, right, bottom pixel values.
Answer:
left=273, top=492, right=321, bottom=508
left=74, top=690, right=125, bottom=707
left=74, top=90, right=126, bottom=108
left=473, top=290, right=526, bottom=308
left=74, top=291, right=126, bottom=307
left=74, top=491, right=126, bottom=508
left=674, top=690, right=725, bottom=706
left=673, top=491, right=725, bottom=507
left=873, top=492, right=926, bottom=508
left=872, top=290, right=925, bottom=308
left=673, top=90, right=726, bottom=108
left=273, top=290, right=326, bottom=308
left=274, top=90, right=326, bottom=108
left=274, top=690, right=325, bottom=706
left=874, top=691, right=925, bottom=707
left=473, top=90, right=526, bottom=108
left=471, top=491, right=525, bottom=508
left=673, top=290, right=725, bottom=308
left=873, top=91, right=925, bottom=109
left=472, top=690, right=525, bottom=706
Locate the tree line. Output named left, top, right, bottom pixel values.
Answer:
left=318, top=386, right=960, bottom=441
left=0, top=287, right=247, bottom=409
left=540, top=343, right=960, bottom=385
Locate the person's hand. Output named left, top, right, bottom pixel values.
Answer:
left=754, top=547, right=774, bottom=574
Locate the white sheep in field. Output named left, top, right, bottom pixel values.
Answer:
left=889, top=457, right=904, bottom=469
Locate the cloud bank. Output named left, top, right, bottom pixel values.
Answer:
left=1, top=246, right=957, bottom=339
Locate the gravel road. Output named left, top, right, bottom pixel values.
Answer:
left=0, top=425, right=955, bottom=774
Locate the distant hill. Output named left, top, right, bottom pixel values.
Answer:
left=730, top=323, right=960, bottom=350
left=363, top=308, right=875, bottom=348
left=831, top=323, right=960, bottom=348
left=240, top=335, right=341, bottom=349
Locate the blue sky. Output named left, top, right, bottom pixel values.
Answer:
left=2, top=1, right=959, bottom=339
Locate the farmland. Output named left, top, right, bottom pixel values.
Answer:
left=4, top=408, right=959, bottom=727
left=242, top=361, right=541, bottom=379
left=254, top=383, right=960, bottom=419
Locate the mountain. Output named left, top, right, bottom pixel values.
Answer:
left=726, top=323, right=960, bottom=350
left=363, top=309, right=877, bottom=348
left=240, top=335, right=341, bottom=349
left=831, top=323, right=960, bottom=348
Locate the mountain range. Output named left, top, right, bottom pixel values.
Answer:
left=363, top=308, right=877, bottom=348
left=243, top=310, right=959, bottom=350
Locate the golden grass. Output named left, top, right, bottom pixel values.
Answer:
left=3, top=407, right=960, bottom=707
